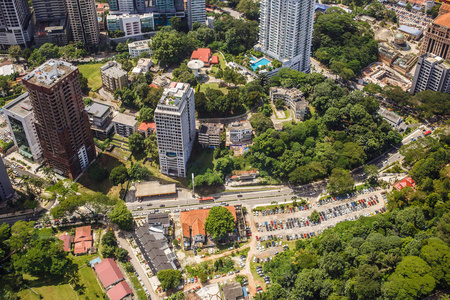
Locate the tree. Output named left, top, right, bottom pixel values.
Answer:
left=204, top=206, right=235, bottom=240
left=151, top=27, right=196, bottom=66
left=128, top=133, right=146, bottom=155
left=145, top=71, right=153, bottom=85
left=128, top=163, right=151, bottom=180
left=138, top=107, right=154, bottom=122
left=383, top=256, right=436, bottom=299
left=310, top=210, right=320, bottom=223
left=275, top=98, right=285, bottom=109
left=108, top=201, right=133, bottom=231
left=419, top=237, right=450, bottom=288
left=157, top=269, right=182, bottom=290
left=78, top=73, right=89, bottom=93
left=364, top=164, right=379, bottom=184
left=88, top=162, right=109, bottom=182
left=327, top=168, right=354, bottom=195
left=173, top=239, right=179, bottom=248
left=250, top=112, right=274, bottom=136
left=406, top=2, right=412, bottom=11
left=8, top=45, right=21, bottom=62
left=363, top=83, right=382, bottom=95
left=109, top=165, right=129, bottom=187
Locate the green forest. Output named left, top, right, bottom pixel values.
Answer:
left=256, top=133, right=450, bottom=300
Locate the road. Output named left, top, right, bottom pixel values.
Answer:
left=221, top=7, right=243, bottom=19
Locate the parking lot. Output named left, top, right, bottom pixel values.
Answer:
left=385, top=4, right=433, bottom=29
left=251, top=187, right=389, bottom=256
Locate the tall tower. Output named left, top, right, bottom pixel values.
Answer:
left=0, top=0, right=33, bottom=48
left=186, top=0, right=206, bottom=30
left=65, top=0, right=100, bottom=51
left=23, top=60, right=96, bottom=180
left=411, top=53, right=450, bottom=94
left=258, top=0, right=315, bottom=73
left=0, top=157, right=14, bottom=202
left=32, top=0, right=67, bottom=22
left=155, top=82, right=196, bottom=178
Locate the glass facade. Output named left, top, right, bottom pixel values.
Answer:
left=8, top=115, right=33, bottom=159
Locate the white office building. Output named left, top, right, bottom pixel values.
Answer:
left=128, top=39, right=152, bottom=58
left=411, top=53, right=450, bottom=94
left=187, top=0, right=206, bottom=30
left=107, top=14, right=141, bottom=37
left=256, top=0, right=315, bottom=73
left=3, top=93, right=43, bottom=162
left=155, top=82, right=195, bottom=178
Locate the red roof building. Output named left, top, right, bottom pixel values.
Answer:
left=74, top=226, right=93, bottom=255
left=94, top=258, right=124, bottom=289
left=393, top=176, right=416, bottom=191
left=138, top=121, right=156, bottom=138
left=58, top=233, right=73, bottom=252
left=107, top=281, right=133, bottom=300
left=191, top=48, right=215, bottom=66
left=211, top=55, right=219, bottom=65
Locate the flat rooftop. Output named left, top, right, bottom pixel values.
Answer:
left=23, top=60, right=77, bottom=88
left=86, top=102, right=111, bottom=118
left=158, top=82, right=189, bottom=107
left=135, top=181, right=176, bottom=198
left=199, top=123, right=223, bottom=135
left=3, top=92, right=33, bottom=118
left=112, top=113, right=137, bottom=127
left=101, top=61, right=127, bottom=78
left=229, top=121, right=252, bottom=131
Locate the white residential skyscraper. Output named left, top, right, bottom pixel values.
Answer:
left=155, top=82, right=196, bottom=178
left=187, top=0, right=206, bottom=30
left=0, top=0, right=33, bottom=48
left=257, top=0, right=315, bottom=73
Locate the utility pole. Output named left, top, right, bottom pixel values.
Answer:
left=192, top=173, right=195, bottom=198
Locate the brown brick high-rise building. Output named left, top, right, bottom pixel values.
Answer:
left=23, top=60, right=96, bottom=179
left=420, top=3, right=450, bottom=60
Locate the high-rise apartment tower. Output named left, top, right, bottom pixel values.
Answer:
left=155, top=82, right=195, bottom=178
left=65, top=0, right=100, bottom=51
left=0, top=158, right=14, bottom=201
left=411, top=53, right=450, bottom=94
left=257, top=0, right=315, bottom=73
left=0, top=0, right=33, bottom=48
left=186, top=0, right=206, bottom=30
left=23, top=60, right=96, bottom=179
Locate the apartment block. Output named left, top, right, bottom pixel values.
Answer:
left=3, top=92, right=43, bottom=162
left=66, top=0, right=100, bottom=51
left=0, top=158, right=14, bottom=202
left=270, top=87, right=309, bottom=121
left=229, top=121, right=252, bottom=144
left=411, top=53, right=450, bottom=94
left=128, top=39, right=152, bottom=58
left=257, top=0, right=315, bottom=73
left=198, top=123, right=223, bottom=148
left=186, top=0, right=206, bottom=30
left=112, top=113, right=137, bottom=137
left=85, top=102, right=114, bottom=139
left=0, top=0, right=33, bottom=48
left=100, top=61, right=128, bottom=92
left=420, top=4, right=450, bottom=61
left=22, top=60, right=96, bottom=179
left=155, top=82, right=195, bottom=178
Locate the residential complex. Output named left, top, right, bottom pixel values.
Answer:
left=131, top=58, right=152, bottom=74
left=270, top=87, right=309, bottom=120
left=3, top=92, right=43, bottom=161
left=112, top=113, right=137, bottom=137
left=128, top=39, right=152, bottom=58
left=100, top=61, right=128, bottom=92
left=22, top=60, right=96, bottom=179
left=187, top=0, right=206, bottom=30
left=85, top=102, right=114, bottom=139
left=32, top=0, right=71, bottom=47
left=155, top=82, right=195, bottom=178
left=0, top=157, right=14, bottom=202
left=420, top=4, right=450, bottom=61
left=411, top=53, right=450, bottom=94
left=256, top=0, right=315, bottom=73
left=198, top=123, right=223, bottom=148
left=0, top=0, right=33, bottom=48
left=229, top=121, right=252, bottom=144
left=108, top=0, right=146, bottom=13
left=65, top=0, right=100, bottom=51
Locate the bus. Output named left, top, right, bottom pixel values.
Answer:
left=199, top=197, right=214, bottom=203
left=423, top=130, right=432, bottom=136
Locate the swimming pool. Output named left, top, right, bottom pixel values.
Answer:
left=251, top=58, right=271, bottom=71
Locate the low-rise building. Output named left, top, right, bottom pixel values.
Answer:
left=58, top=232, right=74, bottom=252
left=190, top=48, right=219, bottom=67
left=128, top=39, right=152, bottom=58
left=394, top=176, right=416, bottom=191
left=378, top=108, right=402, bottom=127
left=101, top=61, right=128, bottom=92
left=134, top=181, right=176, bottom=200
left=230, top=169, right=259, bottom=181
left=112, top=113, right=137, bottom=137
left=138, top=121, right=156, bottom=138
left=229, top=121, right=252, bottom=144
left=94, top=258, right=125, bottom=289
left=74, top=226, right=93, bottom=255
left=270, top=87, right=309, bottom=120
left=147, top=213, right=171, bottom=235
left=132, top=58, right=152, bottom=75
left=85, top=102, right=114, bottom=139
left=198, top=123, right=223, bottom=148
left=34, top=18, right=71, bottom=47
left=222, top=283, right=244, bottom=300
left=2, top=92, right=43, bottom=162
left=107, top=281, right=133, bottom=300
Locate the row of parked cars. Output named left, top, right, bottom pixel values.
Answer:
left=319, top=196, right=380, bottom=221
left=253, top=205, right=310, bottom=217
left=256, top=266, right=271, bottom=284
left=256, top=215, right=314, bottom=233
left=317, top=187, right=380, bottom=206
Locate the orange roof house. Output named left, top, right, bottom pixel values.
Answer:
left=58, top=233, right=74, bottom=252
left=138, top=122, right=156, bottom=138
left=191, top=48, right=213, bottom=66
left=211, top=55, right=219, bottom=65
left=74, top=226, right=93, bottom=255
left=180, top=206, right=236, bottom=248
left=107, top=281, right=133, bottom=300
left=94, top=258, right=124, bottom=289
left=393, top=176, right=416, bottom=191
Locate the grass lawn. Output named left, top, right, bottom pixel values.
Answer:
left=78, top=63, right=104, bottom=91
left=121, top=262, right=147, bottom=300
left=199, top=83, right=229, bottom=95
left=216, top=52, right=227, bottom=69
left=18, top=254, right=105, bottom=300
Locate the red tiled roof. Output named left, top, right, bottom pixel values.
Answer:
left=180, top=206, right=236, bottom=238
left=393, top=176, right=416, bottom=191
left=149, top=84, right=160, bottom=89
left=74, top=240, right=92, bottom=255
left=434, top=12, right=450, bottom=28
left=138, top=122, right=156, bottom=131
left=211, top=56, right=219, bottom=64
left=74, top=225, right=92, bottom=243
left=58, top=233, right=73, bottom=252
left=94, top=258, right=124, bottom=289
left=107, top=281, right=133, bottom=300
left=191, top=48, right=212, bottom=64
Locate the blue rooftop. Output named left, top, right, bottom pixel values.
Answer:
left=398, top=25, right=423, bottom=36
left=315, top=3, right=330, bottom=12
left=90, top=257, right=102, bottom=267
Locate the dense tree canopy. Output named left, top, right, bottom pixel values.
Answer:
left=204, top=206, right=235, bottom=240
